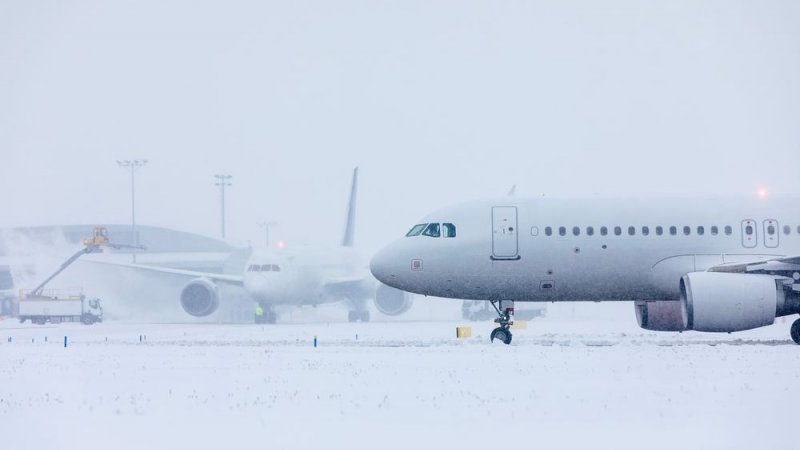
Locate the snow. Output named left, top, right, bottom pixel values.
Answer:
left=0, top=315, right=798, bottom=450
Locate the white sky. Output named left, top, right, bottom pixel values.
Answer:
left=1, top=1, right=799, bottom=255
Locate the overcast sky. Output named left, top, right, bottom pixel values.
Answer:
left=1, top=1, right=799, bottom=255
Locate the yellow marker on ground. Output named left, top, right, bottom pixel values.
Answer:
left=456, top=326, right=472, bottom=338
left=510, top=321, right=527, bottom=330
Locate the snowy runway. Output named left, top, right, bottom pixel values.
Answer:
left=1, top=318, right=797, bottom=450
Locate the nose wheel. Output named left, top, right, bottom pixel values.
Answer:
left=489, top=300, right=514, bottom=345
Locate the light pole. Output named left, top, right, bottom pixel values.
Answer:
left=117, top=159, right=147, bottom=262
left=257, top=221, right=277, bottom=247
left=215, top=174, right=232, bottom=239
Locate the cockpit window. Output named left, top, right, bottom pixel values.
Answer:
left=422, top=223, right=441, bottom=237
left=248, top=264, right=258, bottom=272
left=406, top=224, right=427, bottom=237
left=271, top=265, right=280, bottom=272
left=442, top=223, right=456, bottom=238
left=260, top=264, right=271, bottom=272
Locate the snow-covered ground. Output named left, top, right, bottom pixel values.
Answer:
left=0, top=313, right=798, bottom=450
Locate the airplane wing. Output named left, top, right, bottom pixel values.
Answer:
left=708, top=255, right=800, bottom=278
left=85, top=260, right=244, bottom=286
left=322, top=273, right=374, bottom=297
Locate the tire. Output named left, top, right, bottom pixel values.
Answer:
left=348, top=311, right=358, bottom=322
left=791, top=319, right=800, bottom=345
left=360, top=310, right=370, bottom=322
left=490, top=327, right=512, bottom=345
left=81, top=314, right=95, bottom=325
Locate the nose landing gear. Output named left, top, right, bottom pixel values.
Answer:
left=489, top=300, right=514, bottom=345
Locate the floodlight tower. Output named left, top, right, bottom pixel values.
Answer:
left=215, top=174, right=233, bottom=239
left=116, top=159, right=147, bottom=261
left=257, top=221, right=278, bottom=247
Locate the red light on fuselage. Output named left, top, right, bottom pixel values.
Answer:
left=757, top=188, right=768, bottom=199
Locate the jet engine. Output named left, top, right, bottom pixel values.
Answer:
left=634, top=300, right=685, bottom=331
left=180, top=278, right=219, bottom=317
left=374, top=283, right=412, bottom=316
left=680, top=272, right=781, bottom=332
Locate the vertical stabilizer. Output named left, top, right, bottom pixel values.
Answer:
left=341, top=167, right=358, bottom=247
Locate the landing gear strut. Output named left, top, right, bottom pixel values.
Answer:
left=348, top=310, right=370, bottom=322
left=489, top=300, right=514, bottom=345
left=254, top=306, right=277, bottom=324
left=791, top=319, right=800, bottom=345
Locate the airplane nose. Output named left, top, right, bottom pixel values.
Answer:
left=370, top=243, right=401, bottom=287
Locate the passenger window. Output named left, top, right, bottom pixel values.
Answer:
left=725, top=225, right=733, bottom=235
left=642, top=226, right=650, bottom=236
left=627, top=226, right=635, bottom=236
left=697, top=226, right=705, bottom=236
left=669, top=226, right=677, bottom=236
left=655, top=226, right=663, bottom=236
left=782, top=225, right=790, bottom=235
left=443, top=223, right=457, bottom=238
left=587, top=226, right=594, bottom=236
left=572, top=226, right=580, bottom=236
left=406, top=224, right=427, bottom=237
left=683, top=226, right=691, bottom=236
left=559, top=227, right=566, bottom=236
left=797, top=225, right=800, bottom=235
left=422, top=223, right=441, bottom=237
left=600, top=226, right=608, bottom=236
left=711, top=226, right=718, bottom=236
left=614, top=226, right=621, bottom=236
left=271, top=265, right=280, bottom=272
left=545, top=227, right=552, bottom=236
left=745, top=225, right=754, bottom=235
left=766, top=224, right=776, bottom=235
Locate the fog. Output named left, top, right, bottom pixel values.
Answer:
left=2, top=1, right=799, bottom=256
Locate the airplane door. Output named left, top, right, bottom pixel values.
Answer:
left=741, top=219, right=757, bottom=248
left=492, top=206, right=519, bottom=259
left=763, top=219, right=779, bottom=248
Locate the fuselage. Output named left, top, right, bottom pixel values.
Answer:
left=243, top=245, right=369, bottom=306
left=370, top=195, right=800, bottom=302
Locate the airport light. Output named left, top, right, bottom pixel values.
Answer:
left=116, top=159, right=147, bottom=262
left=257, top=221, right=277, bottom=247
left=215, top=174, right=233, bottom=239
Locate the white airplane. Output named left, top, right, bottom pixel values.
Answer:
left=107, top=168, right=412, bottom=323
left=370, top=194, right=800, bottom=345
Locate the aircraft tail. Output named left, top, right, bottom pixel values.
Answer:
left=341, top=167, right=358, bottom=247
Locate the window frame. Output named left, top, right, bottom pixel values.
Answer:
left=422, top=223, right=441, bottom=238
left=443, top=223, right=457, bottom=238
left=406, top=224, right=427, bottom=237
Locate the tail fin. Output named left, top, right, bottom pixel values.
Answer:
left=341, top=167, right=358, bottom=247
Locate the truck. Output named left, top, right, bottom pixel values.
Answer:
left=18, top=291, right=103, bottom=325
left=14, top=226, right=141, bottom=325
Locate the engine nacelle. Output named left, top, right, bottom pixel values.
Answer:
left=180, top=278, right=219, bottom=317
left=680, top=272, right=779, bottom=332
left=634, top=300, right=685, bottom=331
left=374, top=284, right=412, bottom=316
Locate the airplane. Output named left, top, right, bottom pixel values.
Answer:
left=103, top=168, right=412, bottom=323
left=369, top=194, right=800, bottom=345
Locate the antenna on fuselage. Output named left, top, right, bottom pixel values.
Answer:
left=507, top=184, right=517, bottom=197
left=341, top=167, right=358, bottom=247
